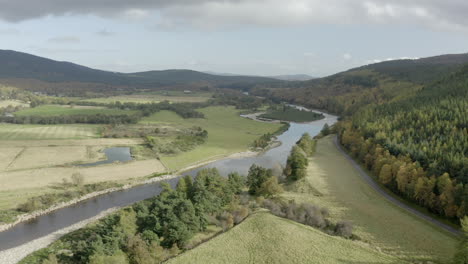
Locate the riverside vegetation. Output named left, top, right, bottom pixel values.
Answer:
left=21, top=135, right=359, bottom=264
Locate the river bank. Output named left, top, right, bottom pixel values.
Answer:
left=0, top=207, right=121, bottom=264
left=0, top=146, right=266, bottom=233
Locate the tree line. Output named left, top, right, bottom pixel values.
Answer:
left=339, top=121, right=467, bottom=221
left=284, top=133, right=317, bottom=181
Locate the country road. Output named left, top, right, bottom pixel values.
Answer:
left=333, top=135, right=461, bottom=237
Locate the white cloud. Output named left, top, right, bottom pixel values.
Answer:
left=343, top=53, right=352, bottom=60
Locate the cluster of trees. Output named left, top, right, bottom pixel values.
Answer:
left=210, top=90, right=268, bottom=110
left=252, top=133, right=274, bottom=149
left=1, top=113, right=141, bottom=125
left=31, top=169, right=249, bottom=264
left=259, top=105, right=324, bottom=122
left=77, top=100, right=205, bottom=119
left=145, top=127, right=208, bottom=155
left=246, top=164, right=283, bottom=198
left=262, top=199, right=354, bottom=239
left=251, top=123, right=289, bottom=150
left=339, top=122, right=468, bottom=220
left=284, top=133, right=316, bottom=181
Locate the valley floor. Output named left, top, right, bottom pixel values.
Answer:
left=170, top=135, right=458, bottom=264
left=282, top=135, right=458, bottom=263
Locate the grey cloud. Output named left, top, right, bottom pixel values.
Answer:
left=0, top=0, right=467, bottom=32
left=96, top=29, right=115, bottom=36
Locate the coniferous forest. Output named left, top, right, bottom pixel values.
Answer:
left=339, top=66, right=468, bottom=220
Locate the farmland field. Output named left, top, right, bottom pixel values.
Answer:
left=82, top=91, right=212, bottom=104
left=14, top=105, right=135, bottom=117
left=281, top=135, right=458, bottom=263
left=169, top=211, right=403, bottom=264
left=7, top=146, right=89, bottom=170
left=0, top=148, right=23, bottom=171
left=0, top=124, right=100, bottom=140
left=0, top=159, right=165, bottom=211
left=140, top=106, right=283, bottom=170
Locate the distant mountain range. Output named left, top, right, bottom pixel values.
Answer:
left=0, top=50, right=280, bottom=94
left=1, top=49, right=467, bottom=97
left=204, top=71, right=314, bottom=81
left=269, top=74, right=314, bottom=81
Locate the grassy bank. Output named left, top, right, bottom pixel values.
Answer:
left=282, top=135, right=458, bottom=263
left=169, top=211, right=403, bottom=264
left=140, top=106, right=283, bottom=170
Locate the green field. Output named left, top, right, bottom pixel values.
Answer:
left=259, top=107, right=324, bottom=122
left=140, top=106, right=283, bottom=170
left=14, top=105, right=135, bottom=117
left=282, top=135, right=458, bottom=263
left=0, top=124, right=100, bottom=140
left=82, top=91, right=212, bottom=104
left=169, top=211, right=403, bottom=264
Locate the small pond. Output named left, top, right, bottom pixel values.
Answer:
left=78, top=147, right=133, bottom=167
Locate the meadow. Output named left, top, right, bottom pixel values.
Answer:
left=282, top=135, right=458, bottom=263
left=14, top=105, right=135, bottom=117
left=169, top=211, right=403, bottom=264
left=140, top=106, right=283, bottom=170
left=0, top=124, right=100, bottom=140
left=82, top=91, right=212, bottom=104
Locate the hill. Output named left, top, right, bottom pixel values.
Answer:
left=257, top=53, right=468, bottom=115
left=0, top=50, right=279, bottom=95
left=168, top=211, right=404, bottom=264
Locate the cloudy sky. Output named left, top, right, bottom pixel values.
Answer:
left=1, top=0, right=467, bottom=77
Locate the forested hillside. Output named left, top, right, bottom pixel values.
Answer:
left=255, top=53, right=468, bottom=116
left=339, top=66, right=468, bottom=220
left=261, top=54, right=468, bottom=222
left=0, top=50, right=280, bottom=95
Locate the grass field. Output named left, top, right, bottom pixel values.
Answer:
left=0, top=124, right=100, bottom=140
left=169, top=211, right=403, bottom=264
left=140, top=106, right=283, bottom=170
left=7, top=146, right=89, bottom=170
left=0, top=159, right=165, bottom=211
left=282, top=135, right=458, bottom=263
left=0, top=147, right=23, bottom=171
left=14, top=105, right=135, bottom=117
left=82, top=91, right=212, bottom=104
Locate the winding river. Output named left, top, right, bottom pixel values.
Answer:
left=0, top=111, right=337, bottom=252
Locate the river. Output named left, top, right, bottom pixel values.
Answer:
left=0, top=111, right=337, bottom=252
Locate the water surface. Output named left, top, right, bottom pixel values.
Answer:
left=78, top=147, right=132, bottom=167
